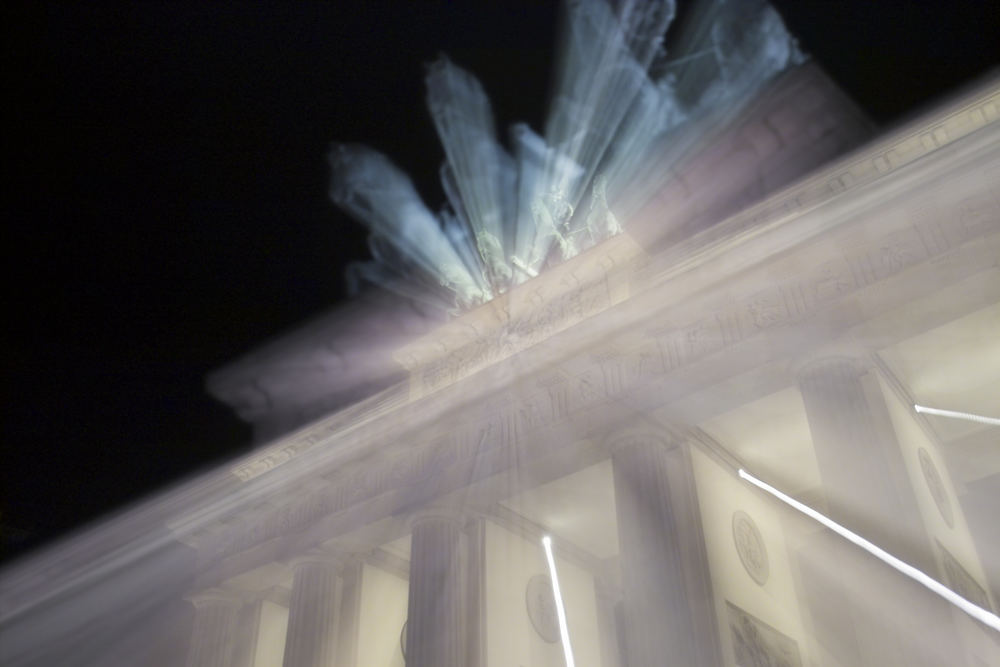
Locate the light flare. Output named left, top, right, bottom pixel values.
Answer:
left=542, top=535, right=576, bottom=667
left=914, top=404, right=1000, bottom=427
left=738, top=468, right=1000, bottom=633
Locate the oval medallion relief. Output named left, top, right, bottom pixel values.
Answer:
left=400, top=620, right=407, bottom=660
left=732, top=510, right=769, bottom=586
left=525, top=574, right=560, bottom=643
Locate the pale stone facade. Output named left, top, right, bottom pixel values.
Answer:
left=2, top=64, right=999, bottom=666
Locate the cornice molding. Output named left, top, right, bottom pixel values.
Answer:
left=223, top=74, right=1000, bottom=491
left=163, top=74, right=1000, bottom=571
left=393, top=232, right=645, bottom=399
left=185, top=587, right=244, bottom=608
left=178, top=206, right=998, bottom=568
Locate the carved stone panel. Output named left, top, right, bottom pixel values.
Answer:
left=937, top=540, right=991, bottom=612
left=726, top=601, right=802, bottom=667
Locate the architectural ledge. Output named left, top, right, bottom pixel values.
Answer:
left=641, top=70, right=1000, bottom=291
left=215, top=71, right=1000, bottom=494
left=393, top=232, right=646, bottom=399
left=228, top=381, right=407, bottom=483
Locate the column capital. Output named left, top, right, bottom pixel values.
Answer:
left=604, top=426, right=685, bottom=455
left=404, top=505, right=468, bottom=531
left=283, top=550, right=342, bottom=667
left=796, top=354, right=866, bottom=381
left=185, top=587, right=244, bottom=609
left=322, top=541, right=373, bottom=568
left=287, top=548, right=349, bottom=573
left=184, top=588, right=242, bottom=667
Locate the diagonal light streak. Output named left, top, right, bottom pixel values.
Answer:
left=542, top=535, right=577, bottom=667
left=738, top=468, right=1000, bottom=633
left=914, top=404, right=1000, bottom=427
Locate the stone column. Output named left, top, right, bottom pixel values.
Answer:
left=185, top=590, right=242, bottom=667
left=798, top=358, right=929, bottom=562
left=230, top=596, right=265, bottom=667
left=464, top=516, right=487, bottom=667
left=611, top=431, right=721, bottom=667
left=797, top=357, right=960, bottom=666
left=404, top=511, right=466, bottom=667
left=594, top=575, right=623, bottom=667
left=282, top=553, right=341, bottom=667
left=334, top=557, right=363, bottom=667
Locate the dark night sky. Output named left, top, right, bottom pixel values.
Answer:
left=3, top=1, right=997, bottom=565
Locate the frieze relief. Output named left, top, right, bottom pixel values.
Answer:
left=196, top=123, right=1000, bottom=559
left=412, top=272, right=615, bottom=394
left=231, top=383, right=406, bottom=481
left=224, top=231, right=986, bottom=561
left=198, top=193, right=999, bottom=558
left=201, top=373, right=617, bottom=560
left=635, top=192, right=997, bottom=383
left=787, top=86, right=996, bottom=236
left=395, top=232, right=642, bottom=398
left=636, top=86, right=999, bottom=294
left=556, top=192, right=997, bottom=419
left=229, top=105, right=999, bottom=487
left=202, top=361, right=686, bottom=563
left=809, top=257, right=854, bottom=303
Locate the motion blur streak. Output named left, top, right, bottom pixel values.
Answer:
left=543, top=535, right=576, bottom=667
left=914, top=404, right=1000, bottom=427
left=739, top=468, right=1000, bottom=633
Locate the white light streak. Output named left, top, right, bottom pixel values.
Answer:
left=542, top=535, right=576, bottom=667
left=738, top=468, right=1000, bottom=633
left=914, top=404, right=1000, bottom=427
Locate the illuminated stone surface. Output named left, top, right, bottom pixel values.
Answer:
left=2, top=3, right=1000, bottom=666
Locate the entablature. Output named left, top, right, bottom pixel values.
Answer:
left=170, top=73, right=1000, bottom=576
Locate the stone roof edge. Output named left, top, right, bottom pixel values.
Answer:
left=221, top=70, right=1000, bottom=490
left=642, top=69, right=1000, bottom=291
